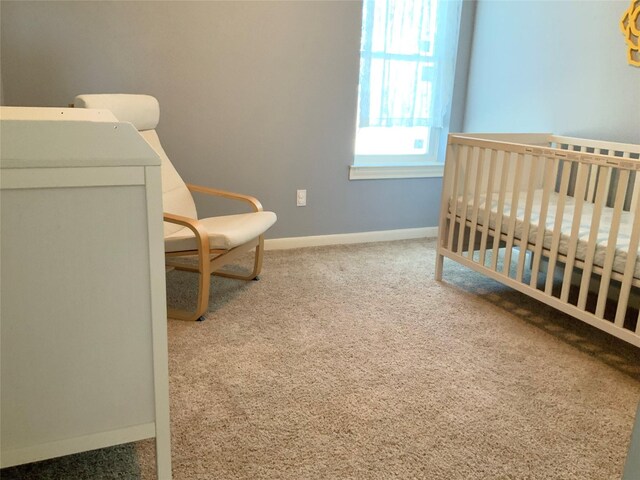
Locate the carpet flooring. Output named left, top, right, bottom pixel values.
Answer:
left=3, top=239, right=639, bottom=479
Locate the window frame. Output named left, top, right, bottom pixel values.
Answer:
left=350, top=0, right=461, bottom=180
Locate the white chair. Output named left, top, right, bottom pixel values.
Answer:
left=75, top=94, right=277, bottom=321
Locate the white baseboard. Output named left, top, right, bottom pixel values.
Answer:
left=265, top=227, right=438, bottom=250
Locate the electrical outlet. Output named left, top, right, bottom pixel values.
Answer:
left=296, top=189, right=307, bottom=207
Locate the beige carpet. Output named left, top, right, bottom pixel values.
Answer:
left=3, top=239, right=639, bottom=479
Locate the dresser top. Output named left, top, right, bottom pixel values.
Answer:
left=1, top=107, right=160, bottom=169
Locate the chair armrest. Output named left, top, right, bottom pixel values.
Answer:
left=185, top=183, right=263, bottom=212
left=163, top=213, right=209, bottom=254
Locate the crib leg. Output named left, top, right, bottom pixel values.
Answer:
left=435, top=253, right=444, bottom=281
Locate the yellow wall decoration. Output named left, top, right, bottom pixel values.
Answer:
left=620, top=0, right=640, bottom=66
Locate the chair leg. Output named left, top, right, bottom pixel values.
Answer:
left=435, top=253, right=444, bottom=281
left=167, top=307, right=208, bottom=322
left=194, top=256, right=211, bottom=318
left=250, top=235, right=264, bottom=278
left=167, top=237, right=265, bottom=320
left=212, top=236, right=264, bottom=281
left=167, top=245, right=211, bottom=321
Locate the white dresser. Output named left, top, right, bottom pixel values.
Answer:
left=0, top=107, right=172, bottom=478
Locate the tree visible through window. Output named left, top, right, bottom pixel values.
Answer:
left=354, top=0, right=462, bottom=164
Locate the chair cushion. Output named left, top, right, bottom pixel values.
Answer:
left=139, top=130, right=199, bottom=236
left=165, top=211, right=277, bottom=252
left=74, top=94, right=159, bottom=131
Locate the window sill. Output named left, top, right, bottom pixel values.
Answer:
left=349, top=164, right=444, bottom=180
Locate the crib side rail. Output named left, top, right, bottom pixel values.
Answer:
left=456, top=132, right=553, bottom=146
left=550, top=135, right=640, bottom=156
left=550, top=136, right=640, bottom=212
left=437, top=134, right=640, bottom=347
left=448, top=134, right=640, bottom=168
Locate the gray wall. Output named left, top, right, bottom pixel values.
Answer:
left=464, top=0, right=640, bottom=144
left=2, top=1, right=638, bottom=239
left=1, top=1, right=476, bottom=238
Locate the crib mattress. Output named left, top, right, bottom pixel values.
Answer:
left=454, top=189, right=640, bottom=279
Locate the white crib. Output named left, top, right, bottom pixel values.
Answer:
left=436, top=133, right=640, bottom=347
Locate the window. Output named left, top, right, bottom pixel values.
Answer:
left=350, top=0, right=462, bottom=180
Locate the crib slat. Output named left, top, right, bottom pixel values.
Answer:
left=614, top=183, right=640, bottom=327
left=597, top=148, right=614, bottom=205
left=544, top=159, right=573, bottom=295
left=586, top=168, right=596, bottom=202
left=439, top=143, right=457, bottom=246
left=515, top=155, right=539, bottom=282
left=491, top=151, right=511, bottom=271
left=560, top=162, right=590, bottom=303
left=577, top=166, right=611, bottom=310
left=479, top=149, right=498, bottom=267
left=447, top=145, right=465, bottom=252
left=595, top=169, right=631, bottom=318
left=627, top=151, right=640, bottom=215
left=529, top=156, right=557, bottom=288
left=456, top=146, right=473, bottom=255
left=502, top=153, right=525, bottom=276
left=467, top=147, right=485, bottom=260
left=436, top=142, right=458, bottom=280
